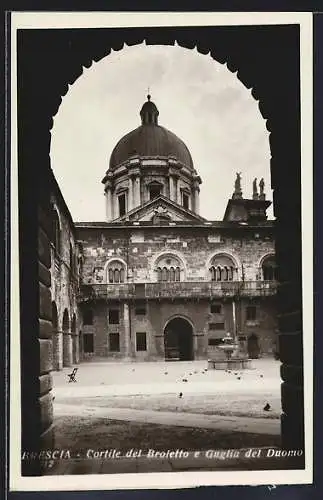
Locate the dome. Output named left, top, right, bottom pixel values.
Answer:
left=109, top=95, right=194, bottom=171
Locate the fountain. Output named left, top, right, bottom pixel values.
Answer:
left=208, top=332, right=252, bottom=370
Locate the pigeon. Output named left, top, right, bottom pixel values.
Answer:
left=263, top=403, right=271, bottom=411
left=182, top=378, right=188, bottom=382
left=164, top=372, right=168, bottom=375
left=179, top=392, right=183, bottom=398
left=237, top=376, right=241, bottom=380
left=234, top=372, right=238, bottom=375
left=260, top=374, right=264, bottom=378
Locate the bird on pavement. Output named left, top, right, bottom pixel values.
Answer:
left=260, top=374, right=264, bottom=378
left=179, top=392, right=183, bottom=398
left=182, top=378, right=188, bottom=382
left=263, top=403, right=271, bottom=411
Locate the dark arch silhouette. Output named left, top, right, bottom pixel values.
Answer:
left=62, top=309, right=69, bottom=332
left=51, top=302, right=58, bottom=330
left=18, top=25, right=303, bottom=473
left=164, top=317, right=194, bottom=361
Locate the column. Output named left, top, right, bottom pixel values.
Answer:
left=123, top=302, right=131, bottom=359
left=72, top=332, right=80, bottom=364
left=105, top=187, right=112, bottom=222
left=133, top=176, right=141, bottom=208
left=169, top=175, right=176, bottom=202
left=177, top=180, right=181, bottom=206
left=232, top=300, right=237, bottom=341
left=53, top=330, right=63, bottom=370
left=128, top=176, right=134, bottom=211
left=193, top=187, right=200, bottom=214
left=63, top=331, right=72, bottom=367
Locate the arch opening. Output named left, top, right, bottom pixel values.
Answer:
left=164, top=317, right=194, bottom=361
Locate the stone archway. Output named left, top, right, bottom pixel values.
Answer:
left=164, top=317, right=194, bottom=361
left=18, top=24, right=304, bottom=473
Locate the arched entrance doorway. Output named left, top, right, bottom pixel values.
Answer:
left=247, top=333, right=260, bottom=359
left=164, top=317, right=194, bottom=361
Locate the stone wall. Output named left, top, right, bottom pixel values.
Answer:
left=77, top=225, right=275, bottom=285
left=79, top=296, right=277, bottom=361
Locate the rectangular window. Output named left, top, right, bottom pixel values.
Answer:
left=83, top=309, right=93, bottom=325
left=108, top=309, right=119, bottom=324
left=246, top=306, right=257, bottom=320
left=83, top=333, right=94, bottom=353
left=135, top=306, right=146, bottom=316
left=208, top=338, right=222, bottom=346
left=210, top=303, right=222, bottom=314
left=118, top=193, right=126, bottom=216
left=136, top=332, right=147, bottom=351
left=209, top=322, right=225, bottom=331
left=182, top=193, right=189, bottom=210
left=109, top=333, right=120, bottom=352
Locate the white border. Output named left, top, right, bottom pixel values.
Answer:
left=10, top=11, right=313, bottom=491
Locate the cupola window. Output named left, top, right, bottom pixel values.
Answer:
left=182, top=193, right=190, bottom=210
left=118, top=193, right=126, bottom=217
left=149, top=183, right=162, bottom=200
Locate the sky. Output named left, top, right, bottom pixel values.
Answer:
left=50, top=42, right=273, bottom=222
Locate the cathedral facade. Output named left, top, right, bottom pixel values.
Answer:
left=50, top=96, right=278, bottom=368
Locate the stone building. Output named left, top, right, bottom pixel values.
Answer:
left=72, top=95, right=278, bottom=363
left=49, top=170, right=81, bottom=370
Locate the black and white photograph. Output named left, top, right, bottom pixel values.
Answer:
left=9, top=11, right=313, bottom=491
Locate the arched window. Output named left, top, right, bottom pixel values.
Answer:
left=262, top=256, right=277, bottom=281
left=209, top=255, right=237, bottom=282
left=106, top=260, right=126, bottom=283
left=155, top=255, right=184, bottom=282
left=162, top=267, right=168, bottom=281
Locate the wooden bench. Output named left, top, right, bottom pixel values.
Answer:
left=67, top=367, right=78, bottom=383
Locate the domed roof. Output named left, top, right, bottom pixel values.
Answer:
left=109, top=96, right=194, bottom=171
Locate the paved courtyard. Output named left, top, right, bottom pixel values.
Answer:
left=52, top=357, right=280, bottom=397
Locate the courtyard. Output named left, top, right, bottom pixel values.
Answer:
left=45, top=358, right=289, bottom=474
